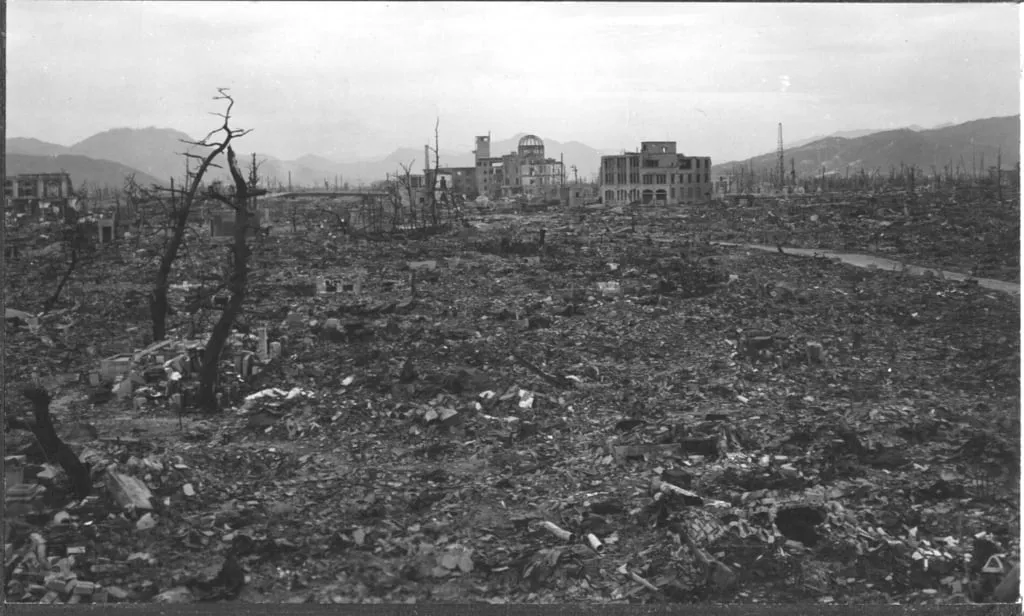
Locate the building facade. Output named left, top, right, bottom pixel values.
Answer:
left=599, top=142, right=711, bottom=206
left=475, top=134, right=564, bottom=201
left=473, top=135, right=505, bottom=200
left=4, top=172, right=78, bottom=217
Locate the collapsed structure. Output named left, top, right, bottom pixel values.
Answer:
left=599, top=142, right=712, bottom=206
left=4, top=172, right=79, bottom=217
left=474, top=134, right=566, bottom=202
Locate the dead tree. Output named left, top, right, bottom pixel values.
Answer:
left=424, top=119, right=441, bottom=227
left=149, top=89, right=251, bottom=342
left=8, top=388, right=92, bottom=499
left=195, top=146, right=261, bottom=411
left=42, top=191, right=94, bottom=313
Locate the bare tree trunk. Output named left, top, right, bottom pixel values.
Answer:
left=14, top=388, right=92, bottom=499
left=197, top=147, right=252, bottom=412
left=150, top=90, right=248, bottom=342
left=44, top=248, right=77, bottom=313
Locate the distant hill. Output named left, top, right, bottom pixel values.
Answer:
left=786, top=122, right=962, bottom=150
left=711, top=115, right=1020, bottom=179
left=6, top=137, right=71, bottom=157
left=5, top=154, right=161, bottom=191
left=68, top=127, right=196, bottom=184
left=787, top=129, right=887, bottom=150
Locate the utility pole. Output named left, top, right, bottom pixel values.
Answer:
left=571, top=165, right=578, bottom=184
left=288, top=171, right=292, bottom=192
left=997, top=147, right=1003, bottom=202
left=777, top=122, right=785, bottom=190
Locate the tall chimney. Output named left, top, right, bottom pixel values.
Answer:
left=424, top=145, right=431, bottom=174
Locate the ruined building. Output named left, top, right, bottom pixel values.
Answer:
left=425, top=145, right=477, bottom=201
left=475, top=134, right=565, bottom=201
left=4, top=172, right=78, bottom=216
left=599, top=142, right=711, bottom=206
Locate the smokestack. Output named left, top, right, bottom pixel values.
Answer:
left=424, top=145, right=431, bottom=174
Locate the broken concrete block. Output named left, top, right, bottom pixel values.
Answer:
left=257, top=327, right=268, bottom=360
left=806, top=342, right=824, bottom=364
left=154, top=586, right=194, bottom=604
left=105, top=586, right=129, bottom=600
left=104, top=471, right=153, bottom=510
left=113, top=377, right=133, bottom=399
left=5, top=455, right=26, bottom=486
left=99, top=354, right=132, bottom=380
left=136, top=513, right=157, bottom=531
left=45, top=578, right=67, bottom=593
left=73, top=581, right=96, bottom=596
left=408, top=260, right=437, bottom=271
left=270, top=342, right=282, bottom=359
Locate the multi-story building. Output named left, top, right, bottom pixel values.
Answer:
left=423, top=144, right=477, bottom=201
left=599, top=142, right=711, bottom=206
left=473, top=135, right=504, bottom=200
left=475, top=134, right=564, bottom=201
left=4, top=172, right=77, bottom=216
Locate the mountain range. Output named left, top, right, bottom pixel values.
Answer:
left=784, top=122, right=956, bottom=149
left=711, top=115, right=1018, bottom=179
left=6, top=116, right=1017, bottom=192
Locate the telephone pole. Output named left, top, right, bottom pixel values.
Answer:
left=777, top=123, right=785, bottom=190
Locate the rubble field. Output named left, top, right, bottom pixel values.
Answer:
left=3, top=195, right=1020, bottom=606
left=689, top=188, right=1020, bottom=283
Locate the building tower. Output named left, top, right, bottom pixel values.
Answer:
left=777, top=123, right=785, bottom=189
left=474, top=135, right=491, bottom=162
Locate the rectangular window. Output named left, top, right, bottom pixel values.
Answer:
left=656, top=174, right=666, bottom=184
left=705, top=173, right=709, bottom=183
left=670, top=187, right=675, bottom=198
left=680, top=159, right=692, bottom=170
left=642, top=175, right=652, bottom=185
left=688, top=173, right=693, bottom=183
left=630, top=157, right=639, bottom=168
left=604, top=173, right=614, bottom=184
left=687, top=187, right=693, bottom=200
left=629, top=173, right=639, bottom=183
left=643, top=159, right=659, bottom=168
left=617, top=173, right=626, bottom=184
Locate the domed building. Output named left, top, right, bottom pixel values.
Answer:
left=473, top=132, right=565, bottom=201
left=517, top=134, right=545, bottom=160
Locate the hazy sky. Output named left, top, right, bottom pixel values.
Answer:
left=8, top=2, right=1021, bottom=164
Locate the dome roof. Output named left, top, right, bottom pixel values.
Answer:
left=518, top=134, right=544, bottom=149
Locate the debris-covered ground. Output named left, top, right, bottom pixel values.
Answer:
left=689, top=187, right=1020, bottom=283
left=4, top=193, right=1020, bottom=606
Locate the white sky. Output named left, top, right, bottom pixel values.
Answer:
left=7, top=2, right=1021, bottom=163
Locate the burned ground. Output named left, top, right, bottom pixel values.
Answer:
left=3, top=191, right=1020, bottom=606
